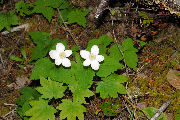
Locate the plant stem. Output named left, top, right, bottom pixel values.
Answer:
left=57, top=9, right=80, bottom=47
left=122, top=95, right=151, bottom=120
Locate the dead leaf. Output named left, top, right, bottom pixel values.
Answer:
left=166, top=69, right=180, bottom=90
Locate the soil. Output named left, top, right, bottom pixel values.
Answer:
left=0, top=0, right=179, bottom=120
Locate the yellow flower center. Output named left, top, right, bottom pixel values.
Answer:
left=59, top=52, right=66, bottom=59
left=89, top=54, right=96, bottom=61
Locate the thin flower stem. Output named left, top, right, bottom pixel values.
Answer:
left=111, top=20, right=128, bottom=74
left=57, top=9, right=80, bottom=47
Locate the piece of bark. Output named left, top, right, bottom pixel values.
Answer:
left=150, top=99, right=171, bottom=120
left=95, top=0, right=110, bottom=19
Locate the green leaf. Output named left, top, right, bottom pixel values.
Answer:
left=120, top=38, right=138, bottom=52
left=71, top=45, right=80, bottom=52
left=142, top=107, right=168, bottom=120
left=15, top=1, right=34, bottom=16
left=45, top=0, right=64, bottom=8
left=16, top=87, right=40, bottom=106
left=29, top=31, right=62, bottom=60
left=97, top=55, right=124, bottom=77
left=25, top=99, right=57, bottom=120
left=87, top=35, right=113, bottom=54
left=109, top=44, right=123, bottom=61
left=119, top=38, right=138, bottom=71
left=33, top=0, right=54, bottom=22
left=124, top=51, right=138, bottom=71
left=67, top=8, right=90, bottom=27
left=57, top=1, right=73, bottom=25
left=73, top=56, right=95, bottom=90
left=69, top=54, right=95, bottom=90
left=36, top=77, right=67, bottom=99
left=58, top=8, right=72, bottom=25
left=0, top=11, right=18, bottom=31
left=17, top=101, right=31, bottom=119
left=57, top=99, right=86, bottom=120
left=20, top=47, right=27, bottom=59
left=137, top=40, right=146, bottom=47
left=96, top=74, right=128, bottom=99
left=16, top=87, right=40, bottom=119
left=73, top=88, right=94, bottom=103
left=175, top=109, right=180, bottom=120
left=10, top=55, right=23, bottom=61
left=30, top=58, right=72, bottom=84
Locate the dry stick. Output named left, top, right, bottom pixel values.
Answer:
left=1, top=23, right=29, bottom=35
left=95, top=0, right=110, bottom=19
left=122, top=95, right=151, bottom=120
left=1, top=108, right=16, bottom=118
left=57, top=9, right=80, bottom=47
left=111, top=21, right=150, bottom=119
left=151, top=99, right=171, bottom=120
left=0, top=51, right=5, bottom=69
left=4, top=103, right=17, bottom=106
left=8, top=33, right=23, bottom=58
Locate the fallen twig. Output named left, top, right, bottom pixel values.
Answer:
left=1, top=108, right=16, bottom=119
left=95, top=0, right=109, bottom=19
left=0, top=51, right=5, bottom=69
left=8, top=32, right=25, bottom=58
left=1, top=23, right=29, bottom=35
left=122, top=95, right=150, bottom=120
left=151, top=99, right=171, bottom=120
left=4, top=103, right=17, bottom=106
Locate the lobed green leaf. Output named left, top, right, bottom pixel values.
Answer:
left=96, top=74, right=128, bottom=99
left=87, top=35, right=113, bottom=54
left=97, top=55, right=124, bottom=77
left=57, top=99, right=86, bottom=120
left=30, top=58, right=72, bottom=84
left=0, top=11, right=18, bottom=31
left=36, top=77, right=67, bottom=99
left=67, top=9, right=90, bottom=28
left=25, top=99, right=57, bottom=120
left=29, top=31, right=63, bottom=60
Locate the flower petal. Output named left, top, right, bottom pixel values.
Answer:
left=83, top=59, right=91, bottom=66
left=56, top=43, right=65, bottom=52
left=91, top=60, right=100, bottom=70
left=55, top=58, right=62, bottom=66
left=80, top=50, right=90, bottom=59
left=96, top=55, right=104, bottom=62
left=49, top=50, right=59, bottom=59
left=91, top=45, right=99, bottom=55
left=62, top=58, right=71, bottom=67
left=65, top=50, right=72, bottom=57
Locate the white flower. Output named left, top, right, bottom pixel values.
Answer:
left=49, top=43, right=72, bottom=67
left=80, top=45, right=104, bottom=70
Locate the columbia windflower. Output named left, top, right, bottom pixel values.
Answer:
left=49, top=43, right=72, bottom=67
left=80, top=45, right=104, bottom=70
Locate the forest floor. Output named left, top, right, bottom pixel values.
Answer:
left=0, top=0, right=180, bottom=120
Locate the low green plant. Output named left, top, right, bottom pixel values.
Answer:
left=100, top=98, right=121, bottom=116
left=15, top=0, right=90, bottom=27
left=16, top=87, right=41, bottom=120
left=142, top=107, right=168, bottom=120
left=175, top=109, right=180, bottom=120
left=16, top=31, right=141, bottom=120
left=0, top=11, right=18, bottom=31
left=0, top=0, right=3, bottom=4
left=139, top=11, right=153, bottom=27
left=10, top=47, right=30, bottom=69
